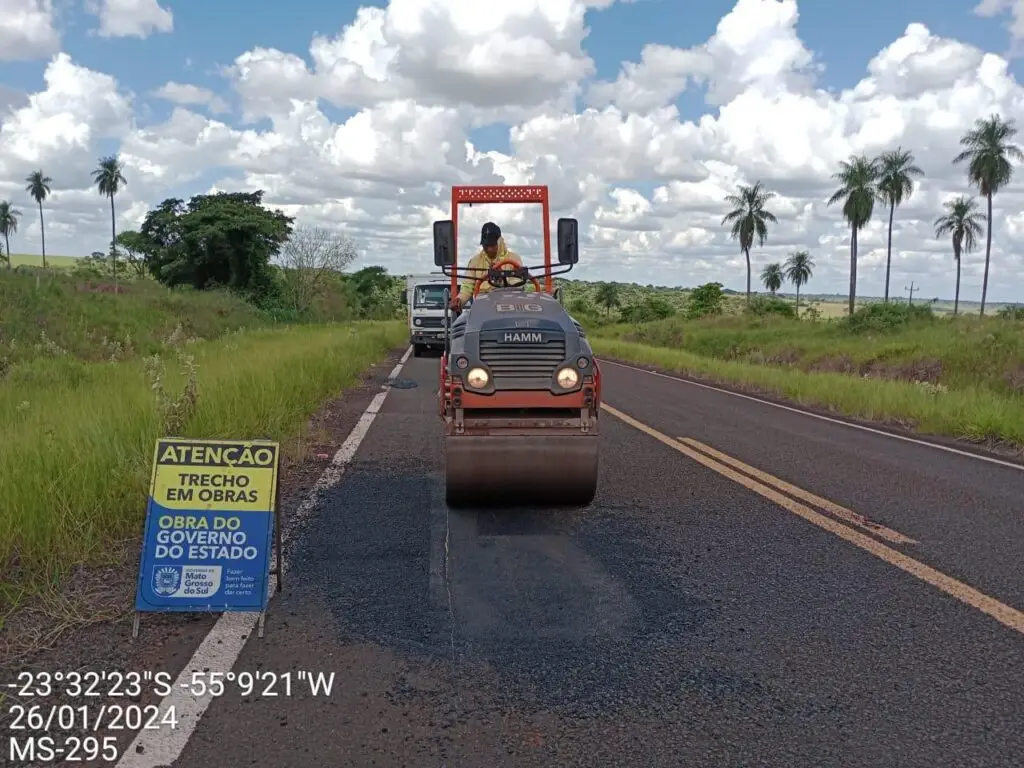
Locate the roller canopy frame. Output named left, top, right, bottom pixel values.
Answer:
left=432, top=185, right=580, bottom=299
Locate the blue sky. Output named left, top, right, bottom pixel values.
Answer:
left=4, top=0, right=1024, bottom=300
left=3, top=0, right=1017, bottom=137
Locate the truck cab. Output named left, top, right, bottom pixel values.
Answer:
left=404, top=274, right=450, bottom=357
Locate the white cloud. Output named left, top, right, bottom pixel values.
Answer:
left=0, top=53, right=133, bottom=184
left=586, top=0, right=817, bottom=111
left=4, top=0, right=1024, bottom=303
left=86, top=0, right=173, bottom=39
left=228, top=0, right=615, bottom=119
left=975, top=0, right=1024, bottom=41
left=0, top=0, right=60, bottom=60
left=586, top=44, right=712, bottom=113
left=152, top=82, right=230, bottom=114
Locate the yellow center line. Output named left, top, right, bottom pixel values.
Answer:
left=600, top=402, right=1024, bottom=636
left=678, top=437, right=918, bottom=545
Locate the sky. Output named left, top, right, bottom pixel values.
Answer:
left=3, top=0, right=1024, bottom=302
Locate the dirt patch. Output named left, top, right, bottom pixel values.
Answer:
left=807, top=355, right=944, bottom=384
left=808, top=354, right=856, bottom=374
left=861, top=357, right=944, bottom=383
left=0, top=347, right=406, bottom=756
left=621, top=328, right=686, bottom=348
left=747, top=347, right=801, bottom=367
left=76, top=280, right=127, bottom=294
left=1003, top=364, right=1024, bottom=394
left=767, top=348, right=801, bottom=366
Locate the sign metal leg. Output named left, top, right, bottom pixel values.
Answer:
left=275, top=482, right=283, bottom=592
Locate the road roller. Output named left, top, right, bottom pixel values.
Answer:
left=432, top=184, right=601, bottom=508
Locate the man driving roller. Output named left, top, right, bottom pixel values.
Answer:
left=449, top=222, right=532, bottom=312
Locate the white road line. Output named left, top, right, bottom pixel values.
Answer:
left=599, top=358, right=1024, bottom=472
left=118, top=346, right=414, bottom=768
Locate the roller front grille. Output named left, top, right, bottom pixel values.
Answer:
left=479, top=337, right=566, bottom=388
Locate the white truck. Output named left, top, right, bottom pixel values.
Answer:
left=403, top=273, right=452, bottom=357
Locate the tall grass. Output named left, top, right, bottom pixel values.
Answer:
left=0, top=268, right=275, bottom=366
left=600, top=306, right=1024, bottom=397
left=0, top=321, right=406, bottom=591
left=591, top=337, right=1024, bottom=447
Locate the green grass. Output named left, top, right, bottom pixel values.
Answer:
left=0, top=320, right=406, bottom=603
left=6, top=254, right=80, bottom=269
left=591, top=315, right=1024, bottom=448
left=1, top=269, right=276, bottom=367
left=598, top=310, right=1024, bottom=397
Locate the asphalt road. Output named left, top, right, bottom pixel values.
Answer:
left=153, top=351, right=1024, bottom=767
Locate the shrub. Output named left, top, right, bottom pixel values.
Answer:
left=840, top=301, right=935, bottom=333
left=745, top=296, right=797, bottom=318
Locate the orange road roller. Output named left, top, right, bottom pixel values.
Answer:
left=432, top=185, right=601, bottom=508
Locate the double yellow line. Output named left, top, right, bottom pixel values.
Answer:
left=601, top=403, right=1024, bottom=636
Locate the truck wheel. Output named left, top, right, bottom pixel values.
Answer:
left=413, top=344, right=423, bottom=357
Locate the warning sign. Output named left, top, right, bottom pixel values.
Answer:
left=134, top=438, right=280, bottom=613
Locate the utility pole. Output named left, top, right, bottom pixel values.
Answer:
left=905, top=281, right=917, bottom=306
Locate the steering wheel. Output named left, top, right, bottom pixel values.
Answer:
left=472, top=258, right=542, bottom=297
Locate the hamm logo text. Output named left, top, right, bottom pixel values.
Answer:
left=502, top=332, right=544, bottom=343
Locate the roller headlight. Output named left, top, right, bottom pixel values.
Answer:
left=556, top=367, right=579, bottom=388
left=577, top=357, right=589, bottom=368
left=466, top=368, right=489, bottom=388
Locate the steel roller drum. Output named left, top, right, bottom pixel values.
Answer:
left=443, top=433, right=599, bottom=508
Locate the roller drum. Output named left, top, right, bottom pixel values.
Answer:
left=444, top=434, right=598, bottom=508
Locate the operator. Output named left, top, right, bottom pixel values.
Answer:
left=448, top=222, right=534, bottom=312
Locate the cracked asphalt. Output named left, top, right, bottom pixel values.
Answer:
left=170, top=352, right=1024, bottom=768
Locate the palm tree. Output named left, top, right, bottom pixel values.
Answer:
left=934, top=196, right=984, bottom=316
left=92, top=155, right=128, bottom=286
left=953, top=114, right=1024, bottom=315
left=722, top=181, right=778, bottom=304
left=784, top=250, right=814, bottom=317
left=24, top=170, right=51, bottom=268
left=876, top=147, right=924, bottom=303
left=760, top=262, right=783, bottom=296
left=827, top=155, right=879, bottom=316
left=0, top=201, right=21, bottom=269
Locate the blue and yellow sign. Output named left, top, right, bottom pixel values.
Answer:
left=134, top=438, right=280, bottom=612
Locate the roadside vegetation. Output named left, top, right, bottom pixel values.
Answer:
left=0, top=174, right=409, bottom=622
left=591, top=304, right=1024, bottom=447
left=559, top=277, right=1023, bottom=448
left=1, top=321, right=402, bottom=604
left=551, top=114, right=1024, bottom=450
left=2, top=115, right=1023, bottom=622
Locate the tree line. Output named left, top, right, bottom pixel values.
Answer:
left=2, top=112, right=1019, bottom=318
left=112, top=190, right=402, bottom=319
left=723, top=113, right=1021, bottom=316
left=0, top=155, right=401, bottom=319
